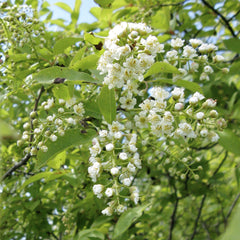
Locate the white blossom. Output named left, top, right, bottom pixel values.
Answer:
left=110, top=167, right=119, bottom=175
left=102, top=207, right=113, bottom=216
left=105, top=188, right=114, bottom=197
left=93, top=184, right=104, bottom=198
left=119, top=152, right=128, bottom=160
left=171, top=38, right=184, bottom=48
left=196, top=112, right=205, bottom=120
left=105, top=143, right=114, bottom=151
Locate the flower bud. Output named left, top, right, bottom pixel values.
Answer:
left=174, top=103, right=184, bottom=111
left=110, top=167, right=119, bottom=176
left=209, top=110, right=218, bottom=118
left=30, top=111, right=36, bottom=118
left=50, top=134, right=57, bottom=142
left=105, top=143, right=114, bottom=151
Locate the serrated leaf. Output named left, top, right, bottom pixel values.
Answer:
left=94, top=0, right=114, bottom=8
left=55, top=2, right=72, bottom=13
left=52, top=84, right=72, bottom=100
left=53, top=37, right=82, bottom=54
left=69, top=46, right=87, bottom=69
left=47, top=151, right=66, bottom=169
left=83, top=101, right=102, bottom=119
left=151, top=8, right=170, bottom=31
left=224, top=38, right=240, bottom=53
left=77, top=229, right=104, bottom=240
left=84, top=32, right=102, bottom=45
left=218, top=129, right=240, bottom=156
left=33, top=66, right=99, bottom=84
left=72, top=54, right=100, bottom=71
left=19, top=170, right=69, bottom=191
left=36, top=129, right=96, bottom=168
left=113, top=204, right=150, bottom=239
left=97, top=85, right=116, bottom=124
left=144, top=62, right=179, bottom=78
left=151, top=78, right=203, bottom=93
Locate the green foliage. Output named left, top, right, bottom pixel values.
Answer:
left=113, top=204, right=150, bottom=239
left=33, top=66, right=99, bottom=84
left=97, top=85, right=116, bottom=124
left=144, top=61, right=180, bottom=77
left=0, top=0, right=240, bottom=240
left=37, top=129, right=96, bottom=168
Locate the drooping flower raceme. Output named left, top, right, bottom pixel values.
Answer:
left=88, top=121, right=141, bottom=215
left=97, top=22, right=164, bottom=110
left=89, top=22, right=227, bottom=215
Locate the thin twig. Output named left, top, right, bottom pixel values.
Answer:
left=157, top=1, right=186, bottom=7
left=191, top=143, right=217, bottom=151
left=225, top=193, right=240, bottom=222
left=50, top=232, right=59, bottom=240
left=212, top=151, right=228, bottom=177
left=2, top=86, right=45, bottom=181
left=190, top=194, right=207, bottom=240
left=2, top=154, right=31, bottom=181
left=201, top=0, right=237, bottom=37
left=201, top=220, right=212, bottom=240
left=168, top=179, right=179, bottom=240
left=227, top=9, right=240, bottom=22
left=189, top=151, right=228, bottom=239
left=168, top=197, right=179, bottom=240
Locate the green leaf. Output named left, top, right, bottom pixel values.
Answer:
left=19, top=170, right=69, bottom=191
left=71, top=0, right=81, bottom=25
left=151, top=8, right=170, bottom=31
left=47, top=151, right=66, bottom=169
left=84, top=32, right=103, bottom=45
left=77, top=229, right=104, bottom=240
left=144, top=62, right=180, bottom=78
left=72, top=54, right=100, bottom=71
left=83, top=101, right=102, bottom=119
left=36, top=129, right=96, bottom=168
left=235, top=167, right=240, bottom=188
left=97, top=85, right=116, bottom=124
left=218, top=129, right=240, bottom=156
left=152, top=78, right=203, bottom=93
left=33, top=66, right=99, bottom=84
left=69, top=46, right=87, bottom=69
left=94, top=0, right=114, bottom=8
left=223, top=38, right=240, bottom=53
left=52, top=84, right=72, bottom=100
left=0, top=119, right=18, bottom=140
left=50, top=19, right=66, bottom=28
left=231, top=100, right=240, bottom=120
left=220, top=203, right=240, bottom=240
left=23, top=200, right=41, bottom=211
left=91, top=216, right=112, bottom=228
left=55, top=2, right=72, bottom=13
left=53, top=37, right=82, bottom=54
left=113, top=204, right=150, bottom=239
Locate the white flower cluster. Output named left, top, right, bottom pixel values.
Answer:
left=165, top=38, right=227, bottom=82
left=88, top=121, right=141, bottom=215
left=135, top=86, right=225, bottom=143
left=17, top=97, right=85, bottom=156
left=97, top=22, right=164, bottom=109
left=90, top=22, right=227, bottom=215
